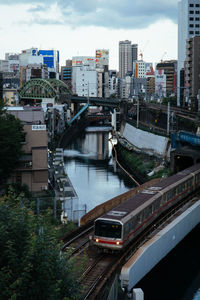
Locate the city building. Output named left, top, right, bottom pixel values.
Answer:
left=119, top=40, right=133, bottom=78
left=156, top=60, right=177, bottom=97
left=96, top=49, right=109, bottom=98
left=5, top=53, right=20, bottom=74
left=38, top=49, right=60, bottom=79
left=72, top=56, right=97, bottom=97
left=7, top=107, right=48, bottom=193
left=0, top=60, right=9, bottom=73
left=155, top=69, right=167, bottom=98
left=108, top=70, right=118, bottom=97
left=60, top=60, right=72, bottom=91
left=177, top=0, right=200, bottom=106
left=19, top=64, right=48, bottom=86
left=96, top=49, right=109, bottom=71
left=0, top=72, right=3, bottom=100
left=132, top=44, right=138, bottom=62
left=133, top=60, right=146, bottom=78
left=3, top=88, right=18, bottom=106
left=185, top=36, right=200, bottom=110
left=146, top=66, right=155, bottom=100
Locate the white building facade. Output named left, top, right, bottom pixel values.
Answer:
left=177, top=0, right=200, bottom=106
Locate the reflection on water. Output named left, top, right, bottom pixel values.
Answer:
left=64, top=128, right=134, bottom=216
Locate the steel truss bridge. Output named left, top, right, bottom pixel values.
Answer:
left=19, top=78, right=119, bottom=107
left=19, top=78, right=72, bottom=101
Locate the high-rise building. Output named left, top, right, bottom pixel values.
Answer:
left=132, top=44, right=138, bottom=62
left=185, top=36, right=200, bottom=110
left=119, top=41, right=138, bottom=78
left=119, top=40, right=132, bottom=78
left=177, top=0, right=200, bottom=106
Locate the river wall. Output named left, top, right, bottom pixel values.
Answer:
left=122, top=123, right=170, bottom=159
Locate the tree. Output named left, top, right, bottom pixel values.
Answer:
left=0, top=190, right=83, bottom=300
left=0, top=101, right=24, bottom=185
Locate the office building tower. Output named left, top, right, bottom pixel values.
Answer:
left=132, top=44, right=138, bottom=62
left=119, top=40, right=132, bottom=78
left=177, top=0, right=200, bottom=106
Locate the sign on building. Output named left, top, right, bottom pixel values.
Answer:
left=32, top=125, right=46, bottom=131
left=155, top=70, right=166, bottom=98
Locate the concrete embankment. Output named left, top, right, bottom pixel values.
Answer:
left=122, top=122, right=170, bottom=159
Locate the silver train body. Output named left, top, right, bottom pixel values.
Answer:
left=93, top=164, right=200, bottom=251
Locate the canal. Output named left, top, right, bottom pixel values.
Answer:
left=63, top=126, right=134, bottom=222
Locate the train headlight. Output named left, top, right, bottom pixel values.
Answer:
left=116, top=241, right=120, bottom=245
left=96, top=239, right=99, bottom=243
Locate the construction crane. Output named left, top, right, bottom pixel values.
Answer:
left=161, top=51, right=167, bottom=62
left=139, top=40, right=149, bottom=61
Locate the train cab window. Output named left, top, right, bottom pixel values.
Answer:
left=95, top=220, right=122, bottom=239
left=125, top=223, right=131, bottom=235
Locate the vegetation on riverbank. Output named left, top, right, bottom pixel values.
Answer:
left=116, top=143, right=171, bottom=182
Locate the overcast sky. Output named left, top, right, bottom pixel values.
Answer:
left=0, top=0, right=178, bottom=69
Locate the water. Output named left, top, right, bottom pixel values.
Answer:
left=63, top=127, right=134, bottom=218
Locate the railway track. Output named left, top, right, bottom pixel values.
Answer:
left=79, top=193, right=200, bottom=300
left=62, top=225, right=94, bottom=256
left=60, top=190, right=200, bottom=300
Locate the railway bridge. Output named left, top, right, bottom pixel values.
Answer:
left=19, top=78, right=120, bottom=126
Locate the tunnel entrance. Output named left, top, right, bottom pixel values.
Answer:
left=174, top=155, right=194, bottom=172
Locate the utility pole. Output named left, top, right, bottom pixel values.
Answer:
left=137, top=98, right=139, bottom=128
left=167, top=102, right=170, bottom=136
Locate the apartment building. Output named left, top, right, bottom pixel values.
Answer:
left=7, top=107, right=48, bottom=193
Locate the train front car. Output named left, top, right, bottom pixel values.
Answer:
left=93, top=218, right=124, bottom=251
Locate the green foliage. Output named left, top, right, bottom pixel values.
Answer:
left=118, top=146, right=154, bottom=179
left=0, top=191, right=83, bottom=300
left=0, top=105, right=24, bottom=185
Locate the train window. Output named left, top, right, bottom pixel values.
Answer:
left=137, top=212, right=143, bottom=224
left=95, top=220, right=122, bottom=239
left=178, top=185, right=182, bottom=193
left=153, top=198, right=160, bottom=210
left=145, top=205, right=152, bottom=218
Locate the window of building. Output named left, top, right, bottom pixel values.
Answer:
left=196, top=4, right=200, bottom=7
left=190, top=24, right=194, bottom=27
left=190, top=17, right=194, bottom=20
left=195, top=31, right=200, bottom=34
left=196, top=17, right=200, bottom=20
left=189, top=10, right=194, bottom=14
left=190, top=4, right=194, bottom=7
left=196, top=24, right=200, bottom=27
left=189, top=30, right=194, bottom=34
left=196, top=10, right=200, bottom=14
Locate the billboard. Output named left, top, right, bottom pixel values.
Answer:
left=72, top=56, right=96, bottom=67
left=96, top=49, right=109, bottom=67
left=155, top=69, right=166, bottom=98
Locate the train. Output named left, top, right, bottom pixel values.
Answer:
left=92, top=164, right=200, bottom=251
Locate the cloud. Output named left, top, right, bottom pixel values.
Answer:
left=0, top=0, right=178, bottom=29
